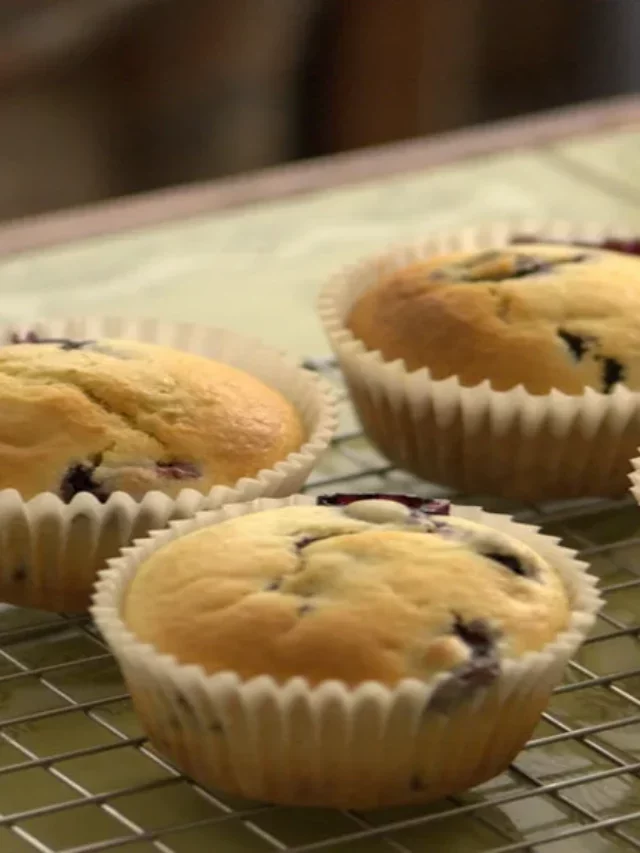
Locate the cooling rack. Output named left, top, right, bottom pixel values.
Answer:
left=2, top=358, right=640, bottom=853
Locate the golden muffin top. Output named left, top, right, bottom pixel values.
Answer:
left=124, top=496, right=569, bottom=701
left=0, top=336, right=303, bottom=501
left=347, top=242, right=640, bottom=394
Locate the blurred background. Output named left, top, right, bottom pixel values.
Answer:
left=1, top=0, right=639, bottom=224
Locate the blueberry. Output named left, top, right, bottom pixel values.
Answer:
left=316, top=493, right=450, bottom=516
left=443, top=250, right=587, bottom=283
left=510, top=234, right=640, bottom=258
left=598, top=356, right=625, bottom=394
left=511, top=252, right=586, bottom=277
left=556, top=330, right=625, bottom=393
left=601, top=238, right=640, bottom=256
left=58, top=339, right=94, bottom=351
left=557, top=329, right=588, bottom=362
left=59, top=460, right=109, bottom=503
left=295, top=535, right=321, bottom=550
left=10, top=332, right=94, bottom=350
left=510, top=255, right=551, bottom=278
left=428, top=616, right=499, bottom=712
left=452, top=615, right=494, bottom=657
left=484, top=551, right=529, bottom=578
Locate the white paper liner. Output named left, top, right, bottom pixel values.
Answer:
left=0, top=318, right=337, bottom=612
left=92, top=494, right=601, bottom=809
left=628, top=455, right=640, bottom=505
left=318, top=221, right=640, bottom=502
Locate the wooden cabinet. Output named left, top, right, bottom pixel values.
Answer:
left=304, top=0, right=619, bottom=156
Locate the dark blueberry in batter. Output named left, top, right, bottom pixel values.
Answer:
left=452, top=616, right=494, bottom=656
left=511, top=234, right=640, bottom=257
left=59, top=459, right=109, bottom=503
left=9, top=331, right=41, bottom=344
left=10, top=332, right=95, bottom=350
left=428, top=616, right=499, bottom=712
left=601, top=238, right=640, bottom=255
left=510, top=255, right=553, bottom=278
left=517, top=253, right=586, bottom=275
left=557, top=329, right=588, bottom=362
left=295, top=535, right=321, bottom=550
left=599, top=356, right=625, bottom=394
left=155, top=461, right=201, bottom=480
left=58, top=339, right=94, bottom=351
left=556, top=331, right=625, bottom=393
left=450, top=249, right=587, bottom=282
left=484, top=551, right=529, bottom=578
left=316, top=493, right=450, bottom=516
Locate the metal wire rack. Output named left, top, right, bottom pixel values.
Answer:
left=3, top=357, right=640, bottom=853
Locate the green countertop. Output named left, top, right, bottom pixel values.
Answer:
left=2, top=131, right=640, bottom=360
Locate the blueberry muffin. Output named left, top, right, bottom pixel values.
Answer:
left=96, top=493, right=598, bottom=807
left=346, top=242, right=640, bottom=395
left=124, top=495, right=569, bottom=691
left=0, top=333, right=304, bottom=501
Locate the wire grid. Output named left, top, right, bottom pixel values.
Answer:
left=2, top=359, right=640, bottom=853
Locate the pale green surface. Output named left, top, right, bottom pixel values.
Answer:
left=2, top=131, right=640, bottom=851
left=555, top=127, right=640, bottom=196
left=1, top=147, right=640, bottom=360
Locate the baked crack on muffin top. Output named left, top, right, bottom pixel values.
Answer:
left=346, top=241, right=640, bottom=395
left=123, top=495, right=570, bottom=705
left=0, top=335, right=304, bottom=501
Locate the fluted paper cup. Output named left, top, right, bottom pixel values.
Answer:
left=318, top=221, right=640, bottom=502
left=0, top=318, right=336, bottom=612
left=628, top=455, right=640, bottom=506
left=92, top=493, right=601, bottom=810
